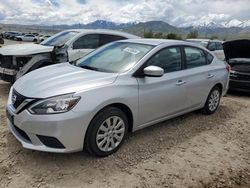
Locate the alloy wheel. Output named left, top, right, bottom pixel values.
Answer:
left=208, top=90, right=220, bottom=112
left=96, top=116, right=125, bottom=152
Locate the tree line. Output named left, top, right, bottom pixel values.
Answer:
left=143, top=30, right=215, bottom=40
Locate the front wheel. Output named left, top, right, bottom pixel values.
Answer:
left=85, top=107, right=128, bottom=157
left=202, top=86, right=221, bottom=115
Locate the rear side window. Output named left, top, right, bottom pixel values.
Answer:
left=99, top=35, right=126, bottom=46
left=146, top=47, right=182, bottom=73
left=207, top=42, right=216, bottom=51
left=73, top=34, right=100, bottom=49
left=216, top=42, right=223, bottom=50
left=206, top=52, right=214, bottom=64
left=184, top=47, right=207, bottom=69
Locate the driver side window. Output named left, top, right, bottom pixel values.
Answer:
left=73, top=34, right=100, bottom=49
left=146, top=47, right=182, bottom=73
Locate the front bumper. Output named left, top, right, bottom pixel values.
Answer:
left=0, top=67, right=16, bottom=75
left=6, top=104, right=90, bottom=153
left=229, top=79, right=250, bottom=92
left=0, top=68, right=16, bottom=82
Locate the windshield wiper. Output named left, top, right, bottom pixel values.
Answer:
left=79, top=65, right=99, bottom=71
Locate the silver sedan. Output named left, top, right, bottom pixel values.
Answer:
left=6, top=39, right=230, bottom=156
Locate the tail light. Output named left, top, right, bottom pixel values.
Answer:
left=226, top=63, right=231, bottom=72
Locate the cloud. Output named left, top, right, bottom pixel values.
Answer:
left=0, top=0, right=249, bottom=26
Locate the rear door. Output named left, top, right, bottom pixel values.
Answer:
left=137, top=46, right=187, bottom=126
left=182, top=46, right=215, bottom=109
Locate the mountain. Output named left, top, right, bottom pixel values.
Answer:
left=123, top=21, right=181, bottom=36
left=1, top=19, right=249, bottom=39
left=83, top=20, right=135, bottom=29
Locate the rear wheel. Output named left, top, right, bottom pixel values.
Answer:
left=85, top=107, right=128, bottom=157
left=202, top=86, right=221, bottom=114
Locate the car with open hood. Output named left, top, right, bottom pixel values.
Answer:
left=223, top=39, right=250, bottom=92
left=6, top=39, right=229, bottom=156
left=0, top=29, right=139, bottom=83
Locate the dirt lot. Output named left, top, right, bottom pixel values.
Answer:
left=0, top=80, right=249, bottom=188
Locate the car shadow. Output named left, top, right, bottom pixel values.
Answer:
left=227, top=90, right=250, bottom=98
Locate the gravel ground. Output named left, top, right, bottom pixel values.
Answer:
left=0, top=80, right=250, bottom=188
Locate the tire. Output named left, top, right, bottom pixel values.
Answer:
left=85, top=107, right=128, bottom=157
left=202, top=86, right=221, bottom=115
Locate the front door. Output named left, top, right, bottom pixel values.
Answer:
left=137, top=47, right=187, bottom=126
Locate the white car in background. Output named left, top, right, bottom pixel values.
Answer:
left=37, top=35, right=51, bottom=42
left=15, top=34, right=38, bottom=42
left=186, top=39, right=225, bottom=61
left=0, top=29, right=139, bottom=83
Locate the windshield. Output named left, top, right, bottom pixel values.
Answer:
left=41, top=31, right=79, bottom=46
left=76, top=42, right=154, bottom=73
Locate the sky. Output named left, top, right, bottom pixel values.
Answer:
left=0, top=0, right=249, bottom=26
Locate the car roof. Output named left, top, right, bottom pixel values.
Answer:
left=62, top=29, right=140, bottom=39
left=186, top=38, right=223, bottom=43
left=119, top=38, right=197, bottom=47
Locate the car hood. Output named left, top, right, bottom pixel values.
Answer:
left=223, top=39, right=250, bottom=61
left=0, top=43, right=54, bottom=56
left=13, top=63, right=118, bottom=98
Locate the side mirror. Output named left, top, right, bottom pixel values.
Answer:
left=143, top=66, right=164, bottom=77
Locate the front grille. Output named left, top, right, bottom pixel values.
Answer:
left=230, top=72, right=250, bottom=81
left=13, top=125, right=31, bottom=142
left=12, top=89, right=28, bottom=109
left=232, top=64, right=250, bottom=73
left=0, top=55, right=13, bottom=68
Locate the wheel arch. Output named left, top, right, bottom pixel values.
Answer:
left=213, top=82, right=223, bottom=94
left=89, top=102, right=134, bottom=133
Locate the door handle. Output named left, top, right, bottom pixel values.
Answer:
left=176, top=80, right=186, bottom=86
left=207, top=74, right=214, bottom=79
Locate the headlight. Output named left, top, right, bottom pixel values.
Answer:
left=28, top=94, right=81, bottom=114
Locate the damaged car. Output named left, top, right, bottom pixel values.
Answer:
left=0, top=29, right=139, bottom=83
left=223, top=39, right=250, bottom=92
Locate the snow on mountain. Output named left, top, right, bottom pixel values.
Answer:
left=223, top=19, right=243, bottom=27
left=240, top=20, right=250, bottom=28
left=186, top=19, right=250, bottom=29
left=221, top=19, right=250, bottom=28
left=189, top=21, right=223, bottom=29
